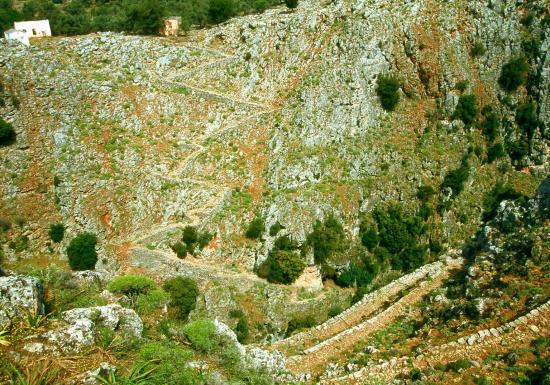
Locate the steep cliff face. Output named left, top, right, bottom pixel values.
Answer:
left=0, top=0, right=547, bottom=270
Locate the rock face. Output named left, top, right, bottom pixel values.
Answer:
left=23, top=304, right=142, bottom=354
left=0, top=275, right=44, bottom=329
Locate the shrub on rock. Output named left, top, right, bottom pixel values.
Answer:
left=66, top=232, right=98, bottom=271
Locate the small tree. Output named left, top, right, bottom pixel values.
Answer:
left=0, top=118, right=16, bottom=146
left=171, top=241, right=187, bottom=258
left=163, top=277, right=199, bottom=319
left=285, top=0, right=298, bottom=9
left=66, top=232, right=98, bottom=271
left=376, top=74, right=400, bottom=111
left=182, top=226, right=198, bottom=246
left=48, top=223, right=65, bottom=243
left=499, top=57, right=529, bottom=92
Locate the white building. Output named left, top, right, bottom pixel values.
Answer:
left=4, top=29, right=30, bottom=46
left=14, top=20, right=52, bottom=39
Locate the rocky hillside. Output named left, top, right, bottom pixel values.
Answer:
left=0, top=0, right=548, bottom=383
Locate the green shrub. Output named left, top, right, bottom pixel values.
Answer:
left=208, top=0, right=236, bottom=23
left=256, top=250, right=305, bottom=284
left=136, top=288, right=171, bottom=313
left=273, top=235, right=297, bottom=251
left=416, top=185, right=436, bottom=202
left=516, top=101, right=539, bottom=139
left=0, top=118, right=16, bottom=146
left=183, top=319, right=219, bottom=353
left=361, top=228, right=379, bottom=250
left=0, top=217, right=11, bottom=232
left=470, top=41, right=486, bottom=57
left=66, top=232, right=98, bottom=270
left=308, top=215, right=347, bottom=264
left=107, top=275, right=156, bottom=302
left=482, top=107, right=500, bottom=142
left=234, top=317, right=249, bottom=343
left=9, top=235, right=29, bottom=252
left=487, top=142, right=506, bottom=163
left=499, top=57, right=529, bottom=91
left=284, top=0, right=298, bottom=9
left=442, top=158, right=470, bottom=198
left=182, top=225, right=198, bottom=246
left=197, top=231, right=214, bottom=249
left=455, top=80, right=468, bottom=92
left=163, top=277, right=198, bottom=319
left=453, top=94, right=478, bottom=126
left=171, top=241, right=187, bottom=258
left=482, top=182, right=526, bottom=221
left=446, top=359, right=472, bottom=371
left=336, top=264, right=378, bottom=288
left=138, top=341, right=198, bottom=385
left=269, top=222, right=284, bottom=236
left=352, top=285, right=369, bottom=304
left=286, top=315, right=316, bottom=335
left=328, top=304, right=344, bottom=317
left=506, top=137, right=529, bottom=163
left=48, top=223, right=65, bottom=243
left=376, top=74, right=400, bottom=111
left=245, top=217, right=265, bottom=239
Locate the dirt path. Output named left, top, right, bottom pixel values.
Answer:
left=285, top=257, right=464, bottom=374
left=270, top=255, right=462, bottom=355
left=328, top=301, right=550, bottom=384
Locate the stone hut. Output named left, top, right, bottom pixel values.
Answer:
left=162, top=16, right=182, bottom=37
left=4, top=29, right=29, bottom=46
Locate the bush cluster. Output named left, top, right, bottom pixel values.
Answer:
left=171, top=225, right=214, bottom=258
left=107, top=274, right=156, bottom=301
left=66, top=232, right=98, bottom=271
left=229, top=309, right=249, bottom=343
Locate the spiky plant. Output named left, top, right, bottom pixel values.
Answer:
left=9, top=361, right=60, bottom=385
left=96, top=360, right=158, bottom=385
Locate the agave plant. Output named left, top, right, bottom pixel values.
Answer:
left=22, top=309, right=48, bottom=330
left=96, top=360, right=158, bottom=385
left=9, top=361, right=60, bottom=385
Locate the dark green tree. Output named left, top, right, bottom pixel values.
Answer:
left=66, top=232, right=98, bottom=271
left=245, top=217, right=265, bottom=240
left=208, top=0, right=236, bottom=23
left=308, top=215, right=347, bottom=264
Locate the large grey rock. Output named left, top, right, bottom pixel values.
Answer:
left=62, top=304, right=143, bottom=338
left=0, top=275, right=45, bottom=329
left=24, top=318, right=95, bottom=354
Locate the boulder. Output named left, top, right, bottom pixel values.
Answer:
left=0, top=275, right=44, bottom=329
left=62, top=304, right=143, bottom=338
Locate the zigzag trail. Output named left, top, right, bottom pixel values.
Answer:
left=280, top=255, right=464, bottom=374
left=327, top=300, right=550, bottom=384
